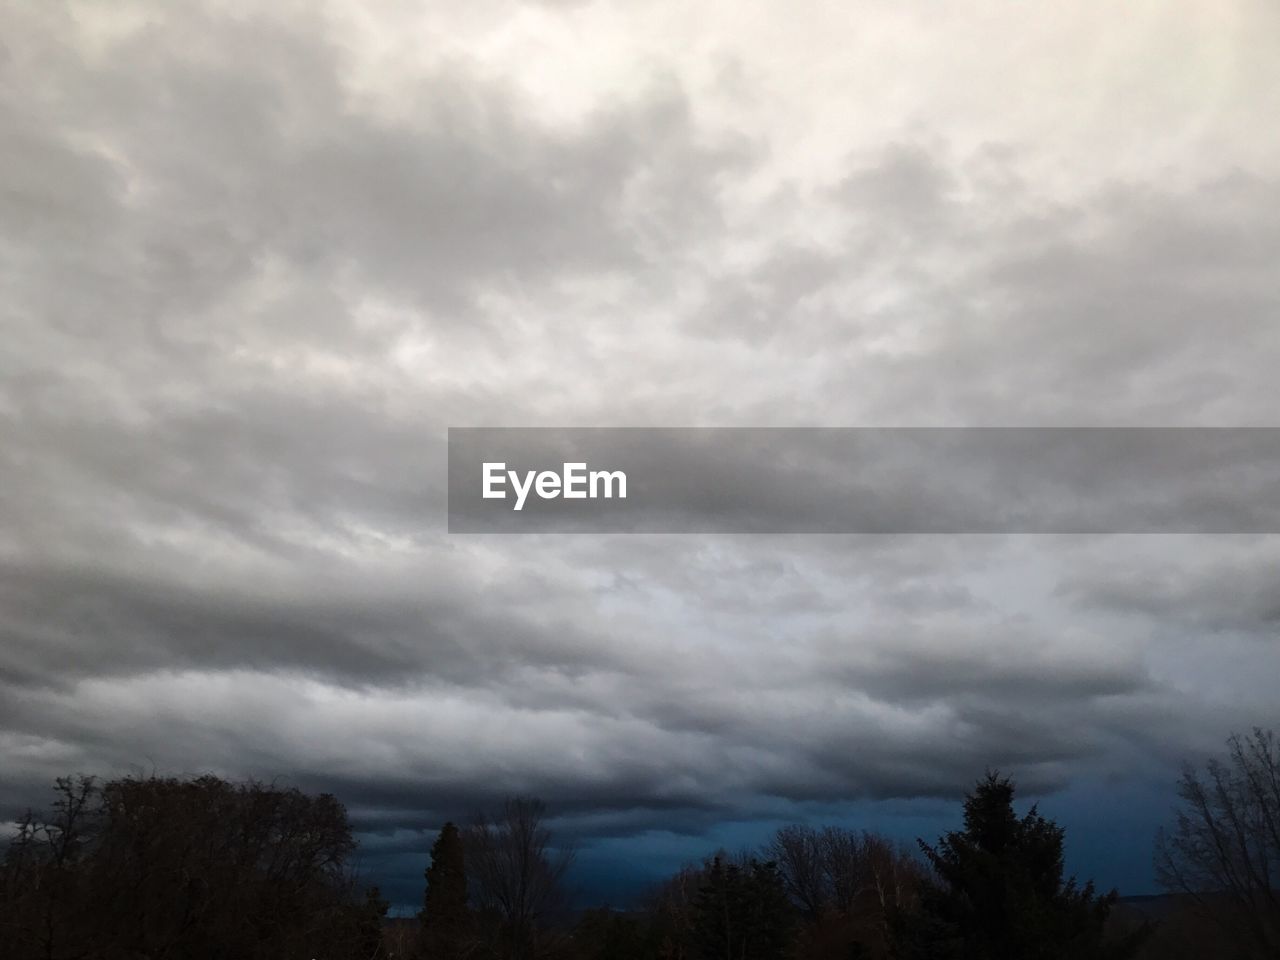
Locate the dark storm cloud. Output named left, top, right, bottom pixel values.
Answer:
left=0, top=557, right=630, bottom=687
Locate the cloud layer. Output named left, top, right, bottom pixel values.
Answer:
left=3, top=0, right=1279, bottom=904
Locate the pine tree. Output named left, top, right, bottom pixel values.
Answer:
left=690, top=855, right=792, bottom=960
left=418, top=822, right=470, bottom=959
left=896, top=773, right=1147, bottom=960
left=358, top=885, right=389, bottom=959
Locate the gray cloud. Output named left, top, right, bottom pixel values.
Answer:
left=2, top=0, right=1279, bottom=907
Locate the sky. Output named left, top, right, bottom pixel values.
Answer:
left=2, top=0, right=1280, bottom=908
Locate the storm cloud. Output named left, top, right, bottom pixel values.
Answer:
left=2, top=0, right=1279, bottom=905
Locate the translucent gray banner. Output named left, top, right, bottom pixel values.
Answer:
left=447, top=428, right=1280, bottom=533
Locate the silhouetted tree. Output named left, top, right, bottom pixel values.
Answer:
left=0, top=776, right=98, bottom=960
left=769, top=825, right=827, bottom=920
left=769, top=825, right=923, bottom=959
left=360, top=886, right=392, bottom=958
left=689, top=855, right=792, bottom=960
left=898, top=772, right=1146, bottom=960
left=1156, top=727, right=1280, bottom=959
left=0, top=774, right=381, bottom=960
left=573, top=907, right=661, bottom=960
left=648, top=860, right=709, bottom=960
left=419, top=821, right=473, bottom=958
left=466, top=795, right=574, bottom=960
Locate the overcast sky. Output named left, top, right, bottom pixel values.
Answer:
left=3, top=0, right=1279, bottom=906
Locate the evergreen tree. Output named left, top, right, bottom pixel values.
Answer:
left=690, top=856, right=792, bottom=960
left=418, top=822, right=471, bottom=958
left=573, top=907, right=662, bottom=960
left=896, top=773, right=1146, bottom=960
left=358, top=885, right=390, bottom=959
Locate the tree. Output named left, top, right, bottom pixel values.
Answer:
left=647, top=861, right=709, bottom=960
left=1156, top=727, right=1280, bottom=959
left=0, top=776, right=98, bottom=960
left=689, top=855, right=792, bottom=960
left=899, top=772, right=1145, bottom=960
left=419, top=821, right=472, bottom=958
left=768, top=825, right=827, bottom=920
left=0, top=774, right=379, bottom=960
left=768, top=825, right=923, bottom=959
left=573, top=907, right=661, bottom=960
left=359, top=885, right=391, bottom=959
left=466, top=796, right=574, bottom=960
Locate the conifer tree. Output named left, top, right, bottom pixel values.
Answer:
left=897, top=773, right=1147, bottom=960
left=418, top=822, right=471, bottom=958
left=690, top=855, right=792, bottom=960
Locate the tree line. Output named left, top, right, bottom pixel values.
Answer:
left=0, top=774, right=388, bottom=959
left=2, top=728, right=1278, bottom=959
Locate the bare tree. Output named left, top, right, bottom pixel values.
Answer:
left=768, top=825, right=826, bottom=919
left=1156, top=727, right=1280, bottom=959
left=766, top=825, right=923, bottom=959
left=465, top=796, right=574, bottom=960
left=0, top=774, right=378, bottom=960
left=768, top=825, right=922, bottom=917
left=0, top=776, right=99, bottom=960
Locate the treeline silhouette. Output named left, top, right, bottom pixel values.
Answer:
left=2, top=728, right=1277, bottom=959
left=0, top=774, right=388, bottom=960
